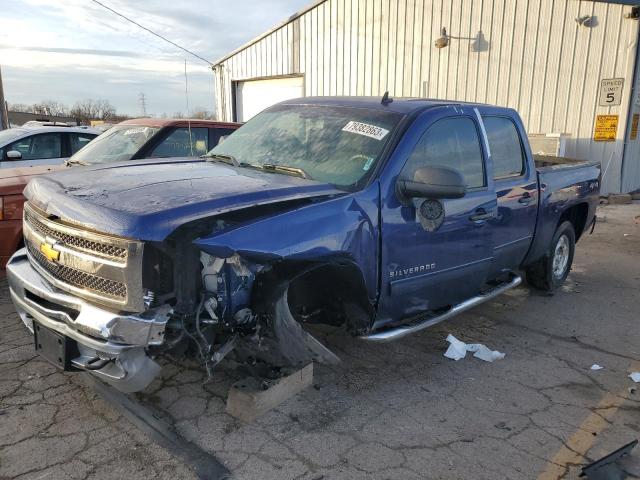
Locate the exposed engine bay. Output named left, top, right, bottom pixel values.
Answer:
left=156, top=248, right=352, bottom=385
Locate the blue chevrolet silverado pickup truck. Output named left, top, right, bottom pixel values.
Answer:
left=6, top=97, right=600, bottom=391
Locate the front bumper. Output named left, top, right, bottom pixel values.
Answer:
left=6, top=248, right=167, bottom=392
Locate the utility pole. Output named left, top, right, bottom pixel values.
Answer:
left=0, top=66, right=8, bottom=130
left=138, top=92, right=147, bottom=117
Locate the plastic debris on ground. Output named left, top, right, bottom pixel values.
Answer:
left=444, top=334, right=506, bottom=362
left=630, top=372, right=640, bottom=383
left=590, top=364, right=604, bottom=371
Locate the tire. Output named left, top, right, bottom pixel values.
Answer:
left=526, top=221, right=576, bottom=291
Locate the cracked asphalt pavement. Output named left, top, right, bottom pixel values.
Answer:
left=1, top=202, right=639, bottom=480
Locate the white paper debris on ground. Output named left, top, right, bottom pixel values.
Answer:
left=630, top=372, right=640, bottom=383
left=443, top=334, right=468, bottom=360
left=590, top=364, right=604, bottom=371
left=472, top=344, right=506, bottom=362
left=443, top=334, right=505, bottom=363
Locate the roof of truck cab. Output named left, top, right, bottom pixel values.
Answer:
left=278, top=96, right=499, bottom=115
left=117, top=118, right=241, bottom=128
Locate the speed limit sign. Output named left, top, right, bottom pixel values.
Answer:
left=599, top=78, right=624, bottom=106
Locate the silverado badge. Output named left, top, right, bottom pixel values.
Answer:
left=40, top=242, right=60, bottom=262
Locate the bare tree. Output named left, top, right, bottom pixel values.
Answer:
left=9, top=101, right=68, bottom=116
left=32, top=100, right=68, bottom=116
left=190, top=107, right=215, bottom=120
left=70, top=99, right=117, bottom=123
left=8, top=103, right=30, bottom=113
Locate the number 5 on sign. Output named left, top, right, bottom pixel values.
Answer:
left=599, top=78, right=624, bottom=106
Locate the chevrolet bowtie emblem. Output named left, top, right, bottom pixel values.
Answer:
left=40, top=242, right=60, bottom=262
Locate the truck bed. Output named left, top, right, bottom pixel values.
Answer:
left=523, top=154, right=601, bottom=267
left=533, top=153, right=599, bottom=173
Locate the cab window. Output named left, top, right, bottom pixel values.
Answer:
left=404, top=117, right=485, bottom=189
left=211, top=128, right=237, bottom=147
left=6, top=133, right=62, bottom=160
left=151, top=127, right=209, bottom=157
left=69, top=132, right=96, bottom=155
left=482, top=116, right=525, bottom=179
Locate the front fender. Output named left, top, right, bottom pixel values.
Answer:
left=194, top=184, right=381, bottom=299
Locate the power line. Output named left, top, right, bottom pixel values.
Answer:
left=90, top=0, right=213, bottom=66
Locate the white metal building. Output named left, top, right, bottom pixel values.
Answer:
left=213, top=0, right=640, bottom=194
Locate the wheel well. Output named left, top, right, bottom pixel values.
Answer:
left=285, top=262, right=374, bottom=335
left=558, top=203, right=589, bottom=241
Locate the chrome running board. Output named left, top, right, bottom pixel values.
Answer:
left=361, top=274, right=522, bottom=342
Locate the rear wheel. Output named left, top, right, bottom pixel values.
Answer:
left=526, top=221, right=576, bottom=291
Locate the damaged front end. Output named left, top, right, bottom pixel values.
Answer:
left=177, top=251, right=342, bottom=382
left=7, top=250, right=167, bottom=392
left=7, top=189, right=378, bottom=392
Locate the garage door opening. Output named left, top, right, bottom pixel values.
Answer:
left=233, top=76, right=304, bottom=122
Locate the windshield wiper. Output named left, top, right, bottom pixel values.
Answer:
left=203, top=153, right=239, bottom=166
left=237, top=162, right=264, bottom=171
left=261, top=164, right=310, bottom=179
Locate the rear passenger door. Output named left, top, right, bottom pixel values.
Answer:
left=482, top=115, right=537, bottom=276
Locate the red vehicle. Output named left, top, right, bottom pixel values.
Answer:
left=66, top=118, right=241, bottom=166
left=1, top=119, right=241, bottom=267
left=0, top=165, right=64, bottom=268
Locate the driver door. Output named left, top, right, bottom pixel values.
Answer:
left=377, top=110, right=497, bottom=327
left=1, top=132, right=64, bottom=168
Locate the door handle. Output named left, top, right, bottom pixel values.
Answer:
left=469, top=208, right=494, bottom=222
left=518, top=192, right=533, bottom=205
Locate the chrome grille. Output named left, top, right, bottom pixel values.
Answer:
left=23, top=202, right=144, bottom=312
left=25, top=209, right=127, bottom=261
left=27, top=243, right=127, bottom=299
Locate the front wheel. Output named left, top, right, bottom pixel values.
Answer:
left=526, top=221, right=576, bottom=291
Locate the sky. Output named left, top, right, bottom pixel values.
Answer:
left=0, top=0, right=311, bottom=116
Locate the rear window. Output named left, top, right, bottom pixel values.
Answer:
left=483, top=116, right=525, bottom=179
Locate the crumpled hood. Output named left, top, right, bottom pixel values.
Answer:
left=24, top=160, right=344, bottom=241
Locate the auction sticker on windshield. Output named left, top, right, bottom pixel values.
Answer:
left=342, top=121, right=389, bottom=140
left=123, top=128, right=147, bottom=135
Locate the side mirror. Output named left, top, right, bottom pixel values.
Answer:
left=398, top=165, right=466, bottom=199
left=7, top=150, right=22, bottom=160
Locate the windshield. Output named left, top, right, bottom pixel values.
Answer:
left=206, top=104, right=402, bottom=187
left=69, top=125, right=160, bottom=164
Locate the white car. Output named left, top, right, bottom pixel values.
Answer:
left=0, top=126, right=100, bottom=169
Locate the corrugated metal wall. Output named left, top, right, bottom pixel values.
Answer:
left=214, top=0, right=640, bottom=194
left=622, top=30, right=640, bottom=193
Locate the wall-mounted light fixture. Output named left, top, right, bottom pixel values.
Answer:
left=576, top=15, right=597, bottom=27
left=434, top=28, right=489, bottom=52
left=434, top=27, right=449, bottom=48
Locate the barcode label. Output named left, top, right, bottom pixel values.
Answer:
left=342, top=121, right=389, bottom=141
